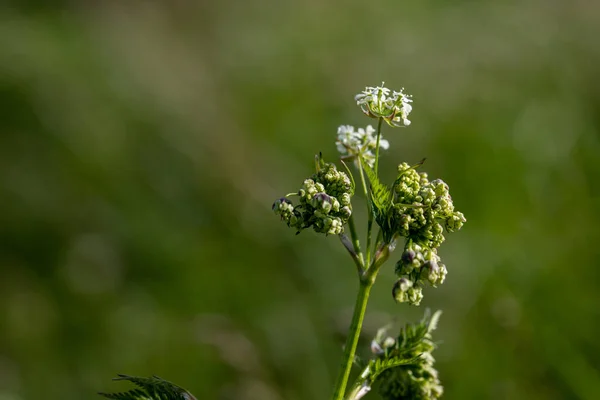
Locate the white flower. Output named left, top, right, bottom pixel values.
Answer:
left=355, top=84, right=413, bottom=127
left=336, top=124, right=389, bottom=167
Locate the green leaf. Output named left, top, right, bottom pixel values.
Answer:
left=346, top=310, right=444, bottom=400
left=368, top=356, right=422, bottom=383
left=360, top=158, right=397, bottom=242
left=98, top=375, right=196, bottom=400
left=360, top=158, right=392, bottom=212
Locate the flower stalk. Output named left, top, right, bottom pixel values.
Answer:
left=331, top=278, right=372, bottom=400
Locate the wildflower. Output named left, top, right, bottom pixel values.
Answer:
left=355, top=83, right=413, bottom=127
left=272, top=159, right=353, bottom=236
left=336, top=124, right=389, bottom=167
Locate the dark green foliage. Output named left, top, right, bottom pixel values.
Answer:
left=350, top=311, right=443, bottom=400
left=98, top=375, right=196, bottom=400
left=374, top=311, right=443, bottom=399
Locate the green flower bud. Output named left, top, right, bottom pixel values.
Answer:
left=312, top=162, right=353, bottom=199
left=419, top=172, right=429, bottom=186
left=275, top=157, right=354, bottom=236
left=445, top=211, right=466, bottom=232
left=392, top=278, right=414, bottom=303
left=419, top=187, right=436, bottom=206
left=402, top=248, right=416, bottom=264
left=407, top=286, right=423, bottom=306
left=430, top=179, right=449, bottom=196
left=311, top=193, right=333, bottom=214
left=272, top=197, right=294, bottom=222
left=339, top=206, right=352, bottom=219
left=326, top=217, right=343, bottom=235
left=395, top=163, right=422, bottom=203
left=436, top=263, right=447, bottom=286
left=395, top=248, right=420, bottom=275
left=339, top=192, right=351, bottom=206
left=272, top=197, right=292, bottom=213
left=421, top=259, right=440, bottom=286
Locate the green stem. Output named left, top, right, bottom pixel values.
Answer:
left=345, top=381, right=366, bottom=400
left=366, top=211, right=374, bottom=267
left=357, top=164, right=373, bottom=266
left=374, top=117, right=384, bottom=176
left=373, top=229, right=383, bottom=260
left=330, top=280, right=373, bottom=400
left=357, top=160, right=370, bottom=200
left=347, top=214, right=364, bottom=269
left=365, top=117, right=383, bottom=266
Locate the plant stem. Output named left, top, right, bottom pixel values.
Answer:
left=357, top=164, right=373, bottom=266
left=373, top=229, right=383, bottom=260
left=331, top=280, right=373, bottom=400
left=374, top=117, right=384, bottom=176
left=367, top=117, right=383, bottom=267
left=365, top=208, right=374, bottom=267
left=347, top=214, right=364, bottom=269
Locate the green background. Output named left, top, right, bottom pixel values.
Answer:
left=1, top=1, right=600, bottom=399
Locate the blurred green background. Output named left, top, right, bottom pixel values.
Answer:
left=2, top=1, right=600, bottom=399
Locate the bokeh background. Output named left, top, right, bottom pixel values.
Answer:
left=2, top=1, right=600, bottom=399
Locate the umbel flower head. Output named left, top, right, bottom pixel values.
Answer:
left=355, top=83, right=413, bottom=127
left=273, top=156, right=353, bottom=236
left=336, top=124, right=389, bottom=168
left=380, top=163, right=465, bottom=306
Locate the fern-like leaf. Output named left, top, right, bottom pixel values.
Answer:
left=347, top=310, right=444, bottom=400
left=360, top=158, right=392, bottom=212
left=360, top=158, right=398, bottom=243
left=99, top=375, right=196, bottom=400
left=368, top=355, right=422, bottom=383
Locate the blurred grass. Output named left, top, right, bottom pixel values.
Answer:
left=1, top=1, right=600, bottom=399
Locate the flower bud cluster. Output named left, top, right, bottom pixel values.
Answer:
left=373, top=311, right=443, bottom=400
left=392, top=242, right=447, bottom=306
left=272, top=162, right=353, bottom=236
left=392, top=163, right=464, bottom=249
left=391, top=163, right=466, bottom=305
left=336, top=125, right=389, bottom=168
left=355, top=83, right=413, bottom=127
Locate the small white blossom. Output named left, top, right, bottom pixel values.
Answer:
left=336, top=124, right=389, bottom=167
left=355, top=83, right=413, bottom=127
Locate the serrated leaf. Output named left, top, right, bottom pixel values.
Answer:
left=368, top=356, right=421, bottom=383
left=347, top=310, right=444, bottom=400
left=360, top=158, right=392, bottom=210
left=99, top=375, right=196, bottom=400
